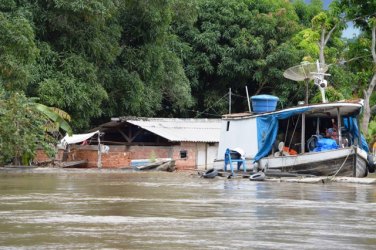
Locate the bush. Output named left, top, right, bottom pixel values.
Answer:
left=0, top=91, right=56, bottom=166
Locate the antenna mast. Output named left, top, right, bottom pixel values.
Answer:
left=229, top=88, right=231, bottom=114
left=311, top=60, right=330, bottom=103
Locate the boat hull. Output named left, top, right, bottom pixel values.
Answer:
left=259, top=147, right=368, bottom=177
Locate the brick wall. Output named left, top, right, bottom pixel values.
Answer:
left=35, top=150, right=51, bottom=162
left=125, top=144, right=198, bottom=170
left=35, top=149, right=64, bottom=163
left=171, top=142, right=197, bottom=170
left=35, top=142, right=204, bottom=170
left=128, top=146, right=171, bottom=159
left=69, top=145, right=131, bottom=168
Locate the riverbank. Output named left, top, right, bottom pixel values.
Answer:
left=1, top=166, right=376, bottom=185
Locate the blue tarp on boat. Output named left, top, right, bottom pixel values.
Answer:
left=254, top=107, right=311, bottom=162
left=313, top=138, right=339, bottom=152
left=343, top=116, right=369, bottom=152
left=254, top=111, right=369, bottom=162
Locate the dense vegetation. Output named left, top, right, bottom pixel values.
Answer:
left=1, top=0, right=376, bottom=164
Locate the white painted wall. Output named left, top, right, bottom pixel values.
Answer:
left=217, top=117, right=258, bottom=160
left=196, top=142, right=219, bottom=170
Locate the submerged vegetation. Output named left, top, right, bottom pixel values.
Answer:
left=1, top=0, right=376, bottom=164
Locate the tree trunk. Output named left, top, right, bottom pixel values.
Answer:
left=319, top=28, right=326, bottom=65
left=361, top=25, right=376, bottom=135
left=362, top=74, right=376, bottom=135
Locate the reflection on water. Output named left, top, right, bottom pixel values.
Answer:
left=0, top=169, right=375, bottom=249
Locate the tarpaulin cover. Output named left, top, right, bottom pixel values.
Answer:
left=313, top=138, right=339, bottom=152
left=343, top=116, right=369, bottom=152
left=60, top=130, right=99, bottom=146
left=254, top=108, right=311, bottom=162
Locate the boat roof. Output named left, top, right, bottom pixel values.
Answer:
left=222, top=100, right=363, bottom=120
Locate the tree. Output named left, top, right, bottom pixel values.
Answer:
left=34, top=48, right=108, bottom=129
left=292, top=0, right=323, bottom=27
left=290, top=1, right=347, bottom=104
left=27, top=0, right=121, bottom=130
left=0, top=5, right=38, bottom=91
left=34, top=103, right=72, bottom=136
left=312, top=11, right=344, bottom=65
left=174, top=0, right=303, bottom=115
left=0, top=90, right=72, bottom=166
left=339, top=0, right=376, bottom=135
left=291, top=1, right=346, bottom=65
left=99, top=0, right=193, bottom=119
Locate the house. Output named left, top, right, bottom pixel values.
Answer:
left=48, top=117, right=222, bottom=170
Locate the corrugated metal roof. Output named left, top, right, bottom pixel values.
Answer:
left=121, top=118, right=221, bottom=143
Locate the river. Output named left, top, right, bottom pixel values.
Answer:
left=0, top=168, right=375, bottom=249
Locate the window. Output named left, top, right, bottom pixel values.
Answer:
left=180, top=150, right=187, bottom=159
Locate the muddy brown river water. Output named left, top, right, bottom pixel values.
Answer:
left=0, top=168, right=375, bottom=249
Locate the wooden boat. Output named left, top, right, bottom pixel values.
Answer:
left=217, top=100, right=374, bottom=177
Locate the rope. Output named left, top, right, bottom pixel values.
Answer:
left=330, top=147, right=353, bottom=181
left=194, top=93, right=229, bottom=118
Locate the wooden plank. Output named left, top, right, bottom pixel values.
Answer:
left=61, top=160, right=88, bottom=168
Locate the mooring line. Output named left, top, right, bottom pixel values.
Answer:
left=331, top=147, right=353, bottom=181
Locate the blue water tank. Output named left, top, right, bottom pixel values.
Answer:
left=251, top=95, right=279, bottom=113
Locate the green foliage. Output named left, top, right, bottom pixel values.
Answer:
left=312, top=12, right=330, bottom=29
left=23, top=0, right=121, bottom=130
left=0, top=91, right=56, bottom=166
left=311, top=86, right=344, bottom=103
left=0, top=11, right=38, bottom=91
left=341, top=34, right=376, bottom=112
left=327, top=65, right=358, bottom=99
left=338, top=0, right=376, bottom=31
left=174, top=0, right=303, bottom=115
left=34, top=103, right=72, bottom=136
left=291, top=10, right=345, bottom=64
left=1, top=0, right=373, bottom=136
left=100, top=0, right=194, bottom=118
left=33, top=0, right=121, bottom=64
left=367, top=119, right=376, bottom=143
left=292, top=0, right=323, bottom=27
left=291, top=28, right=320, bottom=61
left=34, top=46, right=108, bottom=130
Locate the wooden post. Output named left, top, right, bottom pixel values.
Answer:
left=97, top=132, right=102, bottom=168
left=337, top=107, right=342, bottom=147
left=301, top=113, right=305, bottom=154
left=205, top=143, right=208, bottom=170
left=305, top=79, right=309, bottom=105
left=245, top=86, right=251, bottom=112
left=229, top=88, right=231, bottom=114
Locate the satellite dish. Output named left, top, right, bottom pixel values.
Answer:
left=283, top=62, right=329, bottom=81
left=283, top=61, right=329, bottom=104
